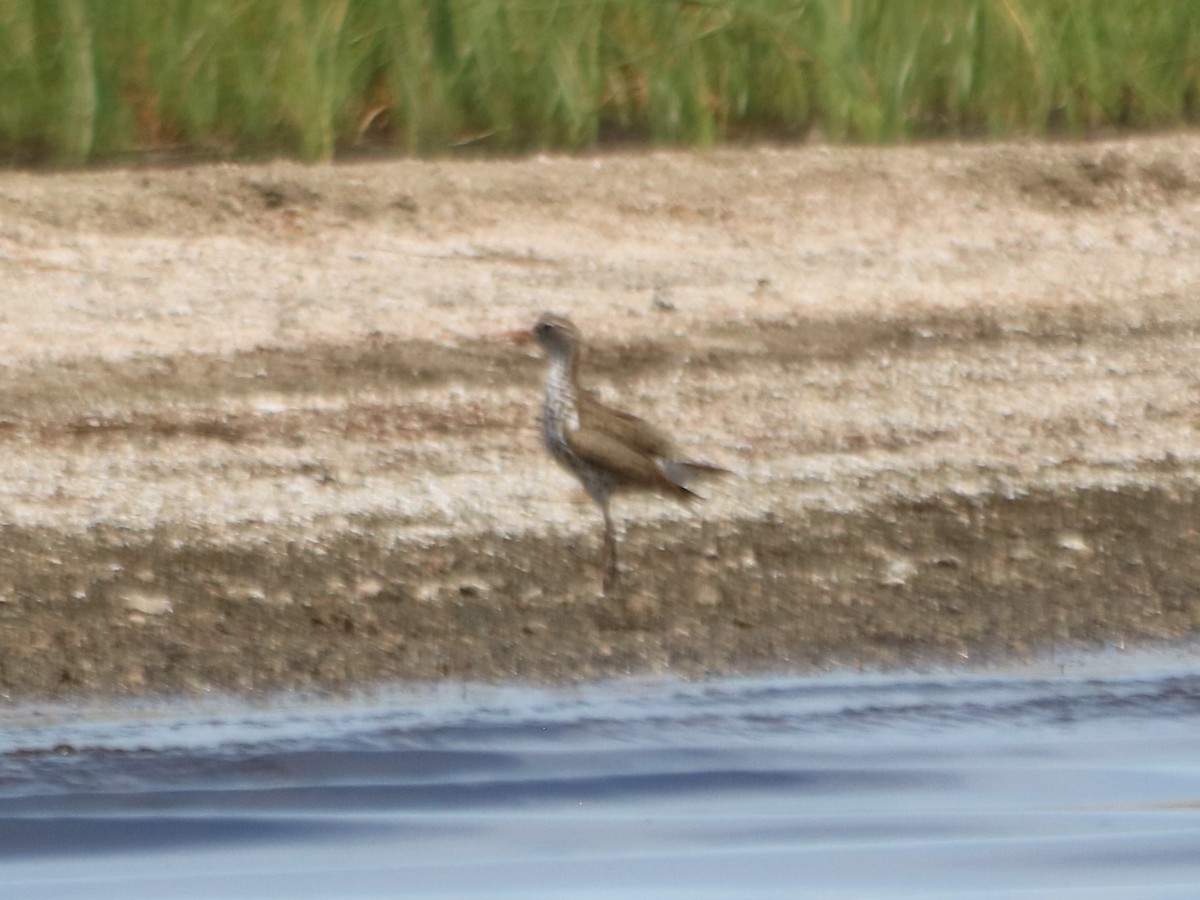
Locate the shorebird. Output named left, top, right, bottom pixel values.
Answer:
left=527, top=312, right=728, bottom=592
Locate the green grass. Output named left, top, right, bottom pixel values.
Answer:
left=2, top=0, right=1199, bottom=164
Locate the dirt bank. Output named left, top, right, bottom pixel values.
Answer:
left=2, top=136, right=1200, bottom=698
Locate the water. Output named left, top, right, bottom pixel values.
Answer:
left=3, top=649, right=1200, bottom=899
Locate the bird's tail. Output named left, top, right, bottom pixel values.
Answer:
left=660, top=459, right=732, bottom=495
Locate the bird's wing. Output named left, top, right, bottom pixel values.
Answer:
left=577, top=395, right=675, bottom=457
left=565, top=426, right=695, bottom=500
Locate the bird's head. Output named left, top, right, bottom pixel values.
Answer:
left=531, top=312, right=582, bottom=359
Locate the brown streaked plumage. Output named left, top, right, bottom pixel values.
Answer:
left=530, top=312, right=728, bottom=592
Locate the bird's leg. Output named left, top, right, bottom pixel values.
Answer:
left=600, top=501, right=619, bottom=594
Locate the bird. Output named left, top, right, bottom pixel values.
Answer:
left=527, top=312, right=728, bottom=593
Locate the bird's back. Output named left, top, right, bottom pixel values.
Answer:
left=573, top=391, right=726, bottom=500
left=577, top=390, right=676, bottom=458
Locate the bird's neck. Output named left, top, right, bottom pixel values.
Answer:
left=543, top=350, right=580, bottom=432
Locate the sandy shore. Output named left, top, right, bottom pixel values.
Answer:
left=1, top=135, right=1200, bottom=698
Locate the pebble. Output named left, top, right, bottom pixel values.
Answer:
left=121, top=590, right=172, bottom=617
